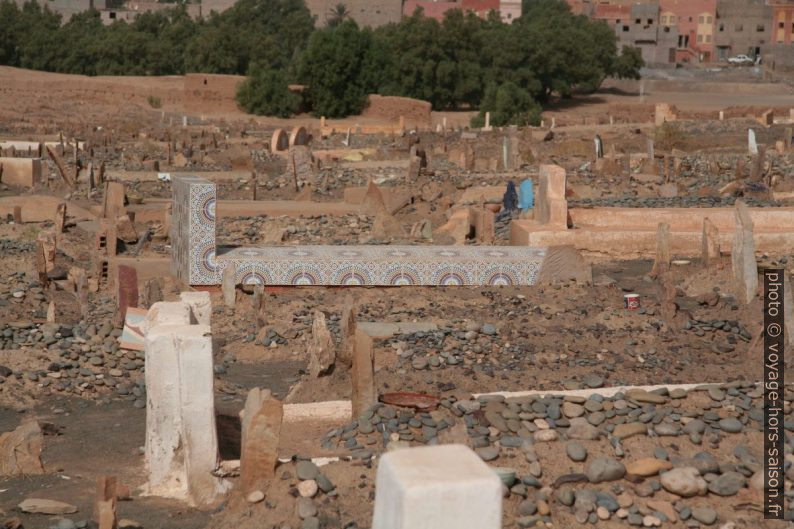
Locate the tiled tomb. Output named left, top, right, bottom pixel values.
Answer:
left=171, top=176, right=562, bottom=287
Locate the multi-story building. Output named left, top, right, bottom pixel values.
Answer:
left=771, top=0, right=794, bottom=45
left=658, top=0, right=717, bottom=63
left=713, top=0, right=771, bottom=61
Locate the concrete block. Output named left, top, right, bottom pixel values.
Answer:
left=179, top=291, right=212, bottom=326
left=0, top=157, right=41, bottom=188
left=144, top=324, right=229, bottom=506
left=372, top=444, right=501, bottom=529
left=146, top=301, right=192, bottom=329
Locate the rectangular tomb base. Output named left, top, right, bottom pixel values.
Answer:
left=372, top=444, right=502, bottom=529
left=217, top=245, right=546, bottom=286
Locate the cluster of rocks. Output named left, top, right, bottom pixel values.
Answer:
left=569, top=196, right=780, bottom=208
left=0, top=272, right=49, bottom=316
left=0, top=238, right=34, bottom=254
left=0, top=316, right=146, bottom=406
left=322, top=383, right=794, bottom=526
left=218, top=215, right=375, bottom=245
left=683, top=318, right=752, bottom=342
left=254, top=459, right=339, bottom=529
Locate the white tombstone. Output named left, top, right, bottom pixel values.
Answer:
left=719, top=110, right=724, bottom=121
left=372, top=444, right=501, bottom=529
left=748, top=129, right=758, bottom=155
left=484, top=112, right=491, bottom=131
left=594, top=136, right=604, bottom=159
left=146, top=301, right=191, bottom=331
left=180, top=291, right=212, bottom=326
left=182, top=116, right=188, bottom=127
left=144, top=314, right=229, bottom=506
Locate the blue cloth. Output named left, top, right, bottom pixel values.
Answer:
left=519, top=179, right=534, bottom=211
left=503, top=181, right=518, bottom=211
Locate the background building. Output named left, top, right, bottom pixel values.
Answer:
left=714, top=0, right=771, bottom=61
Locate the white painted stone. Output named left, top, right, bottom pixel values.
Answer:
left=748, top=129, right=758, bottom=155
left=179, top=291, right=212, bottom=325
left=144, top=324, right=229, bottom=506
left=146, top=301, right=192, bottom=330
left=372, top=444, right=501, bottom=529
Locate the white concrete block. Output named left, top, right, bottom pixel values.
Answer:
left=179, top=291, right=212, bottom=326
left=144, top=324, right=229, bottom=506
left=372, top=444, right=501, bottom=529
left=146, top=301, right=192, bottom=330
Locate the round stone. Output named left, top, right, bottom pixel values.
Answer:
left=718, top=417, right=743, bottom=433
left=246, top=490, right=265, bottom=504
left=566, top=441, right=587, bottom=462
left=298, top=479, right=318, bottom=498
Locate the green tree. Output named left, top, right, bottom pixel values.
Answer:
left=471, top=81, right=541, bottom=127
left=236, top=63, right=300, bottom=117
left=297, top=20, right=373, bottom=117
left=327, top=3, right=348, bottom=28
left=611, top=45, right=644, bottom=80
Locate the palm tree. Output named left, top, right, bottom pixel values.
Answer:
left=327, top=3, right=349, bottom=27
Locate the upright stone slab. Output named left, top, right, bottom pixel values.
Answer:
left=536, top=165, right=567, bottom=229
left=732, top=200, right=758, bottom=304
left=307, top=310, right=336, bottom=377
left=748, top=129, right=758, bottom=155
left=116, top=265, right=138, bottom=327
left=222, top=266, right=236, bottom=308
left=652, top=223, right=671, bottom=276
left=179, top=291, right=212, bottom=326
left=144, top=321, right=229, bottom=506
left=338, top=296, right=357, bottom=368
left=239, top=388, right=282, bottom=494
left=701, top=218, right=721, bottom=269
left=351, top=328, right=376, bottom=419
left=372, top=444, right=501, bottom=529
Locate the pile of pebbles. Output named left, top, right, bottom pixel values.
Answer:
left=570, top=196, right=780, bottom=208
left=0, top=308, right=147, bottom=406
left=321, top=383, right=794, bottom=526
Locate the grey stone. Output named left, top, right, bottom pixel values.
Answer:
left=718, top=417, right=743, bottom=433
left=586, top=458, right=625, bottom=483
left=708, top=471, right=746, bottom=496
left=566, top=442, right=587, bottom=462
left=691, top=506, right=717, bottom=525
left=296, top=460, right=320, bottom=481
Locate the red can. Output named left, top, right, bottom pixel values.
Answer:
left=624, top=293, right=640, bottom=310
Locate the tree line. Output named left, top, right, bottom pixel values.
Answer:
left=0, top=0, right=643, bottom=124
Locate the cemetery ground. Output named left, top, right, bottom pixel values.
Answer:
left=0, top=65, right=793, bottom=529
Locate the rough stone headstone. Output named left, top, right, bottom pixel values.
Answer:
left=103, top=182, right=125, bottom=218
left=94, top=476, right=117, bottom=524
left=372, top=444, right=501, bottom=529
left=536, top=165, right=567, bottom=228
left=732, top=200, right=757, bottom=304
left=337, top=296, right=357, bottom=368
left=749, top=144, right=766, bottom=181
left=116, top=265, right=138, bottom=327
left=701, top=218, right=721, bottom=269
left=652, top=223, right=671, bottom=276
left=308, top=311, right=336, bottom=377
left=784, top=127, right=792, bottom=150
left=351, top=329, right=376, bottom=419
left=748, top=129, right=758, bottom=155
left=96, top=499, right=116, bottom=529
left=239, top=388, right=282, bottom=494
left=222, top=266, right=236, bottom=308
left=54, top=203, right=66, bottom=234
left=410, top=219, right=432, bottom=240
left=0, top=420, right=44, bottom=477
left=646, top=138, right=654, bottom=161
